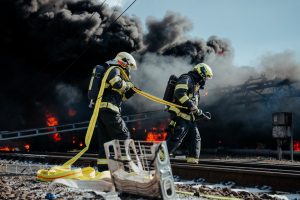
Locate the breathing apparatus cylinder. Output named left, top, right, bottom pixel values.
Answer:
left=163, top=75, right=178, bottom=104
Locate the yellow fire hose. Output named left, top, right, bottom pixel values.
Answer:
left=37, top=66, right=186, bottom=182
left=119, top=68, right=187, bottom=109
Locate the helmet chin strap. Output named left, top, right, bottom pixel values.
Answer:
left=199, top=78, right=206, bottom=89
left=124, top=68, right=130, bottom=76
left=116, top=62, right=130, bottom=77
left=117, top=60, right=127, bottom=68
left=117, top=60, right=132, bottom=75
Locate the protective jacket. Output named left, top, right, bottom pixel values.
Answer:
left=169, top=71, right=202, bottom=121
left=100, top=61, right=135, bottom=113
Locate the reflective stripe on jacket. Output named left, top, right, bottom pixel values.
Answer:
left=101, top=63, right=135, bottom=112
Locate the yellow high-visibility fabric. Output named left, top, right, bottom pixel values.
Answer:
left=109, top=76, right=121, bottom=86
left=100, top=102, right=120, bottom=113
left=37, top=66, right=186, bottom=182
left=169, top=120, right=176, bottom=127
left=97, top=158, right=108, bottom=165
left=118, top=68, right=187, bottom=109
left=88, top=67, right=97, bottom=91
left=175, top=84, right=188, bottom=90
left=37, top=66, right=117, bottom=182
left=179, top=95, right=189, bottom=104
left=169, top=106, right=191, bottom=121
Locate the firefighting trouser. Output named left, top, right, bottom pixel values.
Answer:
left=166, top=117, right=201, bottom=159
left=97, top=108, right=130, bottom=171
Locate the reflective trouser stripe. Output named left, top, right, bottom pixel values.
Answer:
left=169, top=106, right=191, bottom=121
left=186, top=157, right=199, bottom=164
left=97, top=158, right=108, bottom=165
left=100, top=102, right=120, bottom=113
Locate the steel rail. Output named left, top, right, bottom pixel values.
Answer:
left=172, top=162, right=300, bottom=192
left=1, top=152, right=300, bottom=191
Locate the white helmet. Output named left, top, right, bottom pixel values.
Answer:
left=114, top=52, right=137, bottom=70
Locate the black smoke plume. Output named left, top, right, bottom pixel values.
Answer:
left=0, top=1, right=230, bottom=130
left=0, top=0, right=144, bottom=129
left=1, top=0, right=299, bottom=151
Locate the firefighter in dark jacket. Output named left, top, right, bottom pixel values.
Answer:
left=167, top=63, right=213, bottom=164
left=97, top=52, right=137, bottom=171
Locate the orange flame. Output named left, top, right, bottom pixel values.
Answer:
left=0, top=146, right=10, bottom=151
left=146, top=127, right=167, bottom=143
left=46, top=112, right=61, bottom=142
left=46, top=113, right=58, bottom=127
left=294, top=140, right=300, bottom=152
left=24, top=144, right=30, bottom=151
left=52, top=133, right=62, bottom=142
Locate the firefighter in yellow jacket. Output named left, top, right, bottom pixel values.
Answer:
left=96, top=52, right=137, bottom=171
left=167, top=63, right=213, bottom=164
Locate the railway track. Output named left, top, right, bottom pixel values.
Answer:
left=1, top=151, right=300, bottom=192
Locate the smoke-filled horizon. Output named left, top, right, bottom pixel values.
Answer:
left=0, top=0, right=299, bottom=139
left=0, top=0, right=231, bottom=129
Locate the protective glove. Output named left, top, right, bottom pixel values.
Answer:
left=126, top=81, right=135, bottom=89
left=124, top=88, right=135, bottom=99
left=194, top=108, right=203, bottom=116
left=190, top=105, right=198, bottom=113
left=190, top=105, right=202, bottom=116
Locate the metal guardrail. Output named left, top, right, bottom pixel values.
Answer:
left=0, top=162, right=52, bottom=175
left=0, top=121, right=90, bottom=141
left=0, top=110, right=167, bottom=141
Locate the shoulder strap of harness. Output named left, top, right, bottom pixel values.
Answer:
left=179, top=73, right=195, bottom=97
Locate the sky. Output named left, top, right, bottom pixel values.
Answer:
left=111, top=0, right=300, bottom=67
